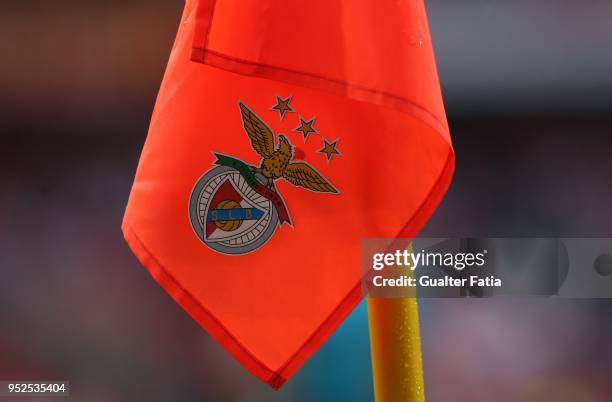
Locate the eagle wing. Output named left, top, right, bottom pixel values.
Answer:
left=239, top=102, right=275, bottom=158
left=283, top=162, right=339, bottom=193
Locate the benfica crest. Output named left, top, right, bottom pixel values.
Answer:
left=189, top=101, right=339, bottom=255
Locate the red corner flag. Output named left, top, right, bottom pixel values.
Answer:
left=123, top=0, right=453, bottom=389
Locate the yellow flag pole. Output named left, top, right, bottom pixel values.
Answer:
left=367, top=244, right=425, bottom=402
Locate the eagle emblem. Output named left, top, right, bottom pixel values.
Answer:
left=239, top=102, right=338, bottom=194
left=189, top=99, right=340, bottom=255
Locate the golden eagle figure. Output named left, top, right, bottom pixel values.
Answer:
left=239, top=102, right=338, bottom=194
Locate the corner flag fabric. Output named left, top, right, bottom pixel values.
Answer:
left=122, top=0, right=454, bottom=388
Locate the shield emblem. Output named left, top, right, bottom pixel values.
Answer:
left=189, top=165, right=280, bottom=255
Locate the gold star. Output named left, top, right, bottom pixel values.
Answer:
left=293, top=117, right=318, bottom=141
left=318, top=138, right=341, bottom=162
left=270, top=96, right=295, bottom=119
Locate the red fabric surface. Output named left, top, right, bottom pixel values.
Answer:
left=123, top=0, right=453, bottom=388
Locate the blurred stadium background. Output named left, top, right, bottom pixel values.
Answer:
left=1, top=1, right=611, bottom=401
